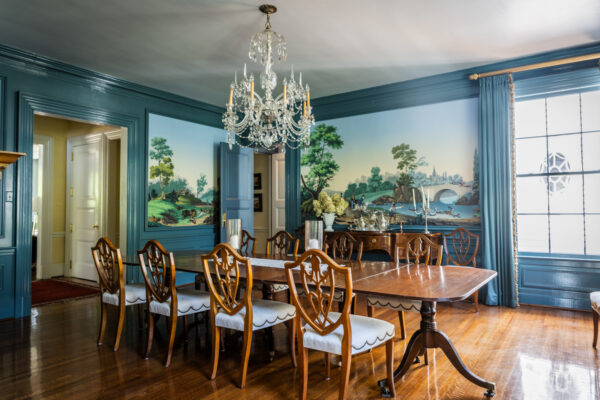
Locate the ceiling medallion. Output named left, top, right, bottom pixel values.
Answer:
left=222, top=4, right=314, bottom=151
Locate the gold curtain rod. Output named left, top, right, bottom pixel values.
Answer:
left=468, top=52, right=600, bottom=80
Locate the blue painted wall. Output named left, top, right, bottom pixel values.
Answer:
left=1, top=40, right=600, bottom=318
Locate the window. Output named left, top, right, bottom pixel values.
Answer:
left=514, top=90, right=600, bottom=256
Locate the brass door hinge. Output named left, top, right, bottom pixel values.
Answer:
left=69, top=260, right=72, bottom=269
left=71, top=152, right=74, bottom=161
left=69, top=223, right=73, bottom=232
left=69, top=187, right=73, bottom=197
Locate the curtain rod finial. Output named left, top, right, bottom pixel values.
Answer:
left=469, top=73, right=479, bottom=81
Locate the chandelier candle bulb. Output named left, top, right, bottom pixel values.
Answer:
left=306, top=89, right=310, bottom=108
left=244, top=63, right=247, bottom=78
left=250, top=80, right=254, bottom=100
left=228, top=88, right=233, bottom=106
left=303, top=101, right=306, bottom=116
left=283, top=84, right=287, bottom=104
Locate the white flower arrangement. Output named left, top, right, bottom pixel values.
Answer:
left=313, top=192, right=348, bottom=217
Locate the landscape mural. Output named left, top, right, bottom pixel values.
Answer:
left=301, top=98, right=480, bottom=226
left=147, top=113, right=225, bottom=227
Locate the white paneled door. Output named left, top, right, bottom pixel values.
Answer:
left=67, top=134, right=104, bottom=282
left=270, top=152, right=285, bottom=235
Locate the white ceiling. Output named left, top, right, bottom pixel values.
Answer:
left=0, top=0, right=598, bottom=107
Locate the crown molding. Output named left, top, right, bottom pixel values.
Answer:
left=0, top=43, right=225, bottom=115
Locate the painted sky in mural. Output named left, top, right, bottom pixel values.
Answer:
left=301, top=98, right=479, bottom=226
left=147, top=113, right=226, bottom=227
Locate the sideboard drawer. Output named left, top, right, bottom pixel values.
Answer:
left=362, top=235, right=391, bottom=251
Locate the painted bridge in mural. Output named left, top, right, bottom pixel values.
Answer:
left=427, top=183, right=471, bottom=201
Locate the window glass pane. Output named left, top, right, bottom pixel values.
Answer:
left=549, top=215, right=584, bottom=254
left=546, top=93, right=580, bottom=135
left=516, top=177, right=548, bottom=213
left=584, top=173, right=600, bottom=213
left=515, top=98, right=546, bottom=138
left=547, top=134, right=582, bottom=172
left=548, top=174, right=582, bottom=214
left=581, top=90, right=600, bottom=132
left=582, top=132, right=600, bottom=172
left=515, top=137, right=547, bottom=174
left=517, top=215, right=549, bottom=253
left=585, top=215, right=600, bottom=256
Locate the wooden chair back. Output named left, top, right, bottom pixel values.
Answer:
left=138, top=240, right=176, bottom=304
left=202, top=243, right=252, bottom=316
left=240, top=230, right=257, bottom=257
left=285, top=249, right=353, bottom=337
left=266, top=230, right=299, bottom=258
left=405, top=234, right=443, bottom=266
left=443, top=227, right=479, bottom=267
left=91, top=237, right=123, bottom=295
left=324, top=232, right=363, bottom=262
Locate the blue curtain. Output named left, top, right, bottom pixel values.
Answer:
left=478, top=75, right=517, bottom=307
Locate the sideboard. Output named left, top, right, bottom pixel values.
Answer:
left=324, top=230, right=442, bottom=262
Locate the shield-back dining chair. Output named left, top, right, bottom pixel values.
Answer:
left=285, top=249, right=396, bottom=400
left=202, top=243, right=297, bottom=388
left=443, top=227, right=480, bottom=312
left=92, top=237, right=146, bottom=351
left=138, top=239, right=211, bottom=367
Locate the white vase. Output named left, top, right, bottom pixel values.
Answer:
left=322, top=212, right=336, bottom=232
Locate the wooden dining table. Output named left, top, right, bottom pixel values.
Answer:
left=124, top=250, right=497, bottom=397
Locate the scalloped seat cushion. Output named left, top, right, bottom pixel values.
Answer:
left=366, top=295, right=421, bottom=312
left=215, top=299, right=296, bottom=331
left=303, top=312, right=395, bottom=355
left=102, top=283, right=146, bottom=306
left=149, top=288, right=210, bottom=316
left=591, top=292, right=600, bottom=314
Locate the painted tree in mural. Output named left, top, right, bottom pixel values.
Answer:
left=149, top=137, right=174, bottom=199
left=392, top=143, right=426, bottom=188
left=368, top=166, right=383, bottom=193
left=472, top=148, right=480, bottom=203
left=301, top=124, right=344, bottom=200
left=196, top=174, right=208, bottom=197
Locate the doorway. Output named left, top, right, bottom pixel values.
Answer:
left=253, top=151, right=285, bottom=251
left=31, top=114, right=127, bottom=304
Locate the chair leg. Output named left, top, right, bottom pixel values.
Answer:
left=593, top=310, right=599, bottom=348
left=145, top=311, right=155, bottom=359
left=137, top=303, right=144, bottom=329
left=423, top=348, right=429, bottom=365
left=472, top=291, right=479, bottom=313
left=398, top=311, right=406, bottom=340
left=288, top=319, right=297, bottom=368
left=164, top=314, right=178, bottom=367
left=367, top=304, right=374, bottom=318
left=385, top=340, right=396, bottom=398
left=299, top=343, right=308, bottom=400
left=113, top=303, right=126, bottom=351
left=183, top=315, right=189, bottom=341
left=210, top=314, right=220, bottom=380
left=239, top=328, right=253, bottom=388
left=324, top=352, right=330, bottom=380
left=220, top=327, right=226, bottom=352
left=351, top=295, right=357, bottom=315
left=338, top=348, right=352, bottom=400
left=97, top=301, right=107, bottom=346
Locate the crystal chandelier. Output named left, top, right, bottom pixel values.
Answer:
left=222, top=4, right=314, bottom=151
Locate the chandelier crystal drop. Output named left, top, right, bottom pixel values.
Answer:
left=222, top=4, right=314, bottom=151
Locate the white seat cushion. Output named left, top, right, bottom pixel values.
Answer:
left=591, top=292, right=600, bottom=314
left=149, top=288, right=210, bottom=317
left=303, top=312, right=394, bottom=355
left=215, top=299, right=296, bottom=331
left=271, top=283, right=289, bottom=292
left=102, top=283, right=146, bottom=306
left=367, top=295, right=421, bottom=312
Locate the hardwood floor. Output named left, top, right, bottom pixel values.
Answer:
left=1, top=296, right=598, bottom=399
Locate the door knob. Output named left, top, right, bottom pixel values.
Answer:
left=92, top=224, right=99, bottom=229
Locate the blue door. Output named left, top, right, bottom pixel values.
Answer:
left=219, top=143, right=254, bottom=242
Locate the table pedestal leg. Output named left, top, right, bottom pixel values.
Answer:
left=378, top=301, right=496, bottom=398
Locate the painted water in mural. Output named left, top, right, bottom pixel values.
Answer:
left=147, top=114, right=225, bottom=227
left=301, top=98, right=480, bottom=226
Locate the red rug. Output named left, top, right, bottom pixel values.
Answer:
left=32, top=279, right=99, bottom=306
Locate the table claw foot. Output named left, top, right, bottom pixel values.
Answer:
left=413, top=356, right=421, bottom=364
left=484, top=382, right=496, bottom=397
left=377, top=378, right=392, bottom=398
